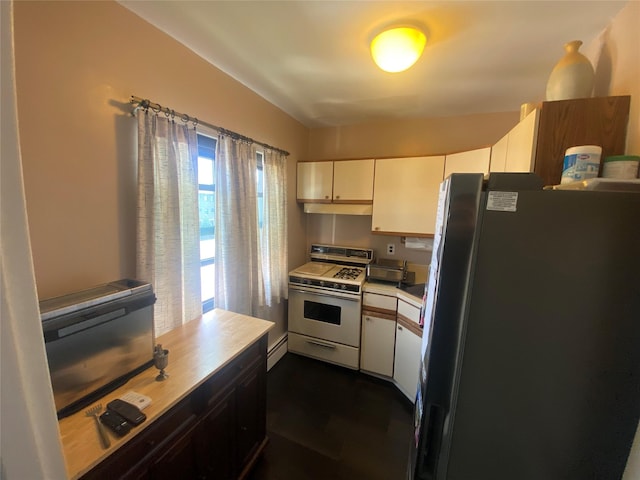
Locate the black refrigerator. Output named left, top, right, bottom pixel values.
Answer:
left=408, top=173, right=640, bottom=480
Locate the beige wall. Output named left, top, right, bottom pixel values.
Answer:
left=302, top=0, right=639, bottom=267
left=587, top=0, right=639, bottom=154
left=306, top=112, right=519, bottom=161
left=13, top=0, right=637, bottom=341
left=303, top=112, right=519, bottom=267
left=13, top=0, right=308, bottom=343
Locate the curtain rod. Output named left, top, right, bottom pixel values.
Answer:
left=130, top=95, right=290, bottom=157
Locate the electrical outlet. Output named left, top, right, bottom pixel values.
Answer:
left=387, top=243, right=396, bottom=255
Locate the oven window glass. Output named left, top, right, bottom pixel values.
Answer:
left=303, top=300, right=341, bottom=326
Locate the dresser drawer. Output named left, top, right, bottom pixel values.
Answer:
left=288, top=332, right=359, bottom=369
left=397, top=298, right=421, bottom=325
left=82, top=395, right=197, bottom=479
left=363, top=292, right=397, bottom=315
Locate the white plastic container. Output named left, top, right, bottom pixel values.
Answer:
left=561, top=145, right=602, bottom=184
left=602, top=155, right=640, bottom=179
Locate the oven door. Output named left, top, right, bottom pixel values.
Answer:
left=288, top=285, right=361, bottom=347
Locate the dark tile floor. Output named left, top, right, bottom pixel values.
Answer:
left=248, top=353, right=414, bottom=480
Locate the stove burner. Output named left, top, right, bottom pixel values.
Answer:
left=333, top=267, right=363, bottom=280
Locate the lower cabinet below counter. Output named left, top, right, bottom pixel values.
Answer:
left=81, top=336, right=268, bottom=480
left=360, top=310, right=396, bottom=377
left=393, top=299, right=423, bottom=402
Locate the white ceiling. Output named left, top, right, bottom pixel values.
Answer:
left=119, top=1, right=627, bottom=128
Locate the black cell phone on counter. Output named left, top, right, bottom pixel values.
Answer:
left=99, top=410, right=131, bottom=437
left=107, top=398, right=147, bottom=426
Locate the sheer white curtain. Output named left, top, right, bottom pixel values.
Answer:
left=214, top=136, right=288, bottom=315
left=1, top=1, right=67, bottom=476
left=259, top=149, right=288, bottom=305
left=136, top=112, right=201, bottom=336
left=214, top=135, right=259, bottom=314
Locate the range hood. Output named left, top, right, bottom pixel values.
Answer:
left=303, top=203, right=373, bottom=215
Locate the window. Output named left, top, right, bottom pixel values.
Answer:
left=256, top=151, right=264, bottom=229
left=197, top=138, right=267, bottom=313
left=197, top=134, right=216, bottom=313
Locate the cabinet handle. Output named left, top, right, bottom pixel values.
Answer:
left=398, top=325, right=403, bottom=331
left=365, top=317, right=370, bottom=321
left=325, top=195, right=329, bottom=199
left=374, top=226, right=380, bottom=231
left=306, top=340, right=336, bottom=349
left=335, top=195, right=340, bottom=199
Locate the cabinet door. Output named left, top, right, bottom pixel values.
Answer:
left=297, top=161, right=333, bottom=202
left=333, top=159, right=375, bottom=202
left=490, top=132, right=509, bottom=172
left=197, top=387, right=236, bottom=480
left=235, top=363, right=266, bottom=471
left=363, top=292, right=397, bottom=314
left=444, top=147, right=491, bottom=178
left=504, top=109, right=539, bottom=173
left=148, top=423, right=200, bottom=480
left=372, top=156, right=445, bottom=236
left=393, top=323, right=422, bottom=402
left=360, top=313, right=396, bottom=377
left=534, top=96, right=630, bottom=185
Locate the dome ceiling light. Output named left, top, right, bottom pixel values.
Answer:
left=370, top=26, right=426, bottom=73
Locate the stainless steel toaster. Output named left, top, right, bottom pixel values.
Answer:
left=366, top=258, right=407, bottom=284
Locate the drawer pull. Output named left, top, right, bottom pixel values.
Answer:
left=306, top=340, right=336, bottom=350
left=398, top=326, right=403, bottom=331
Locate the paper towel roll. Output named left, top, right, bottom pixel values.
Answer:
left=405, top=237, right=432, bottom=250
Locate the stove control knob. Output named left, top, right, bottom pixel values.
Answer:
left=341, top=284, right=347, bottom=290
left=319, top=281, right=325, bottom=287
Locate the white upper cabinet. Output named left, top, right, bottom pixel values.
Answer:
left=333, top=159, right=375, bottom=202
left=489, top=109, right=540, bottom=174
left=490, top=131, right=509, bottom=172
left=505, top=109, right=539, bottom=172
left=372, top=156, right=445, bottom=237
left=444, top=147, right=491, bottom=178
left=297, top=159, right=374, bottom=203
left=297, top=161, right=333, bottom=202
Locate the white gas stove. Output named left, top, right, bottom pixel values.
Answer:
left=288, top=245, right=373, bottom=296
left=288, top=244, right=373, bottom=369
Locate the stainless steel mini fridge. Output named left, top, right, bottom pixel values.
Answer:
left=409, top=173, right=640, bottom=480
left=40, top=279, right=156, bottom=418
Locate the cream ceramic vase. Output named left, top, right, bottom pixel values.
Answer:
left=546, top=40, right=595, bottom=101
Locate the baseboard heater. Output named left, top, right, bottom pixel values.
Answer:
left=267, top=333, right=287, bottom=371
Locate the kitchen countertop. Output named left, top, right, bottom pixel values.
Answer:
left=58, top=308, right=274, bottom=479
left=364, top=281, right=425, bottom=308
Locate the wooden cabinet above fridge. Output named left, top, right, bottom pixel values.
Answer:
left=489, top=96, right=630, bottom=186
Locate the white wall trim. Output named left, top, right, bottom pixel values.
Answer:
left=267, top=333, right=287, bottom=371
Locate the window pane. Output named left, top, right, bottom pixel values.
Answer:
left=200, top=237, right=215, bottom=262
left=197, top=134, right=216, bottom=308
left=201, top=263, right=215, bottom=304
left=198, top=157, right=214, bottom=185
left=198, top=190, right=215, bottom=245
left=256, top=152, right=264, bottom=229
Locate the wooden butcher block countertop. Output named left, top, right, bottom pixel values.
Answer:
left=58, top=308, right=274, bottom=479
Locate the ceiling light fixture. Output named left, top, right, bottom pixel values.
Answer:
left=370, top=26, right=426, bottom=73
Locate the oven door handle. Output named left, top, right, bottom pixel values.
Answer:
left=289, top=287, right=361, bottom=302
left=306, top=340, right=337, bottom=350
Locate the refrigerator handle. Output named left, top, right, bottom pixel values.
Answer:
left=422, top=403, right=445, bottom=476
